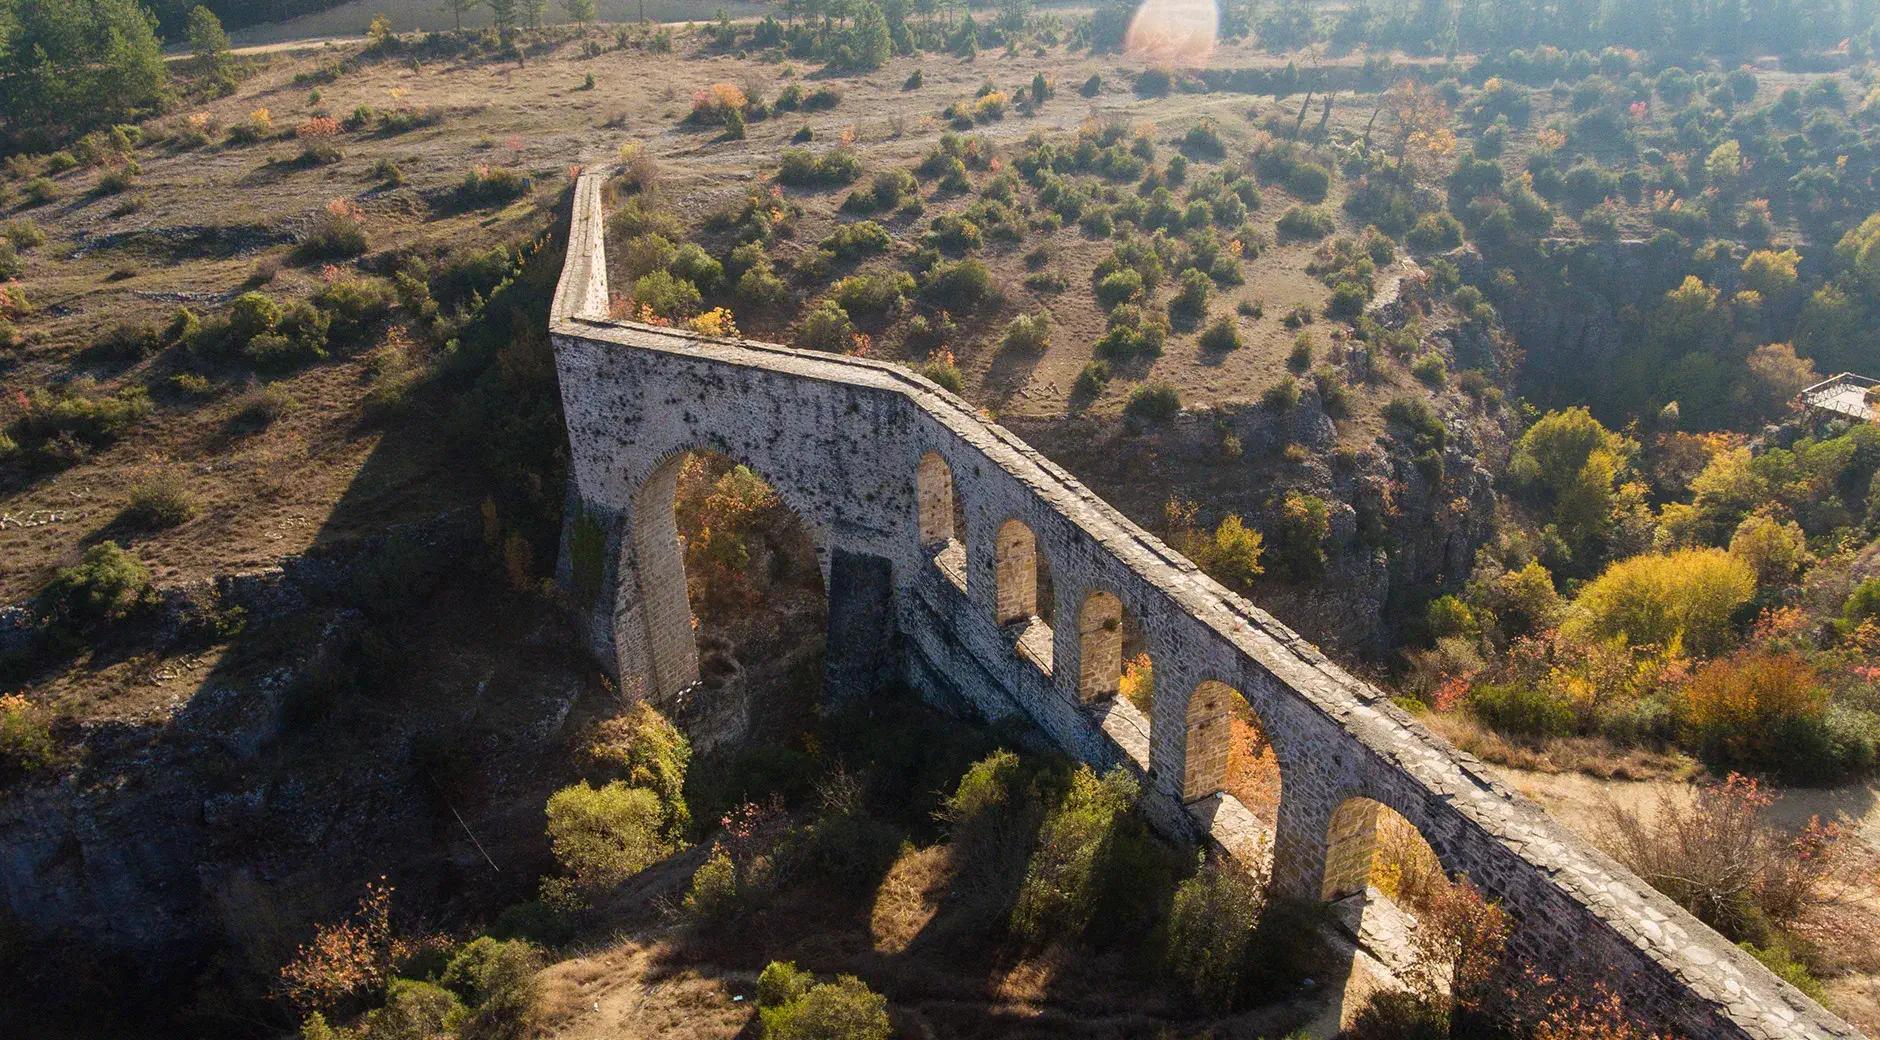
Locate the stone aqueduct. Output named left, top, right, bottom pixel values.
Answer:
left=549, top=172, right=1860, bottom=1039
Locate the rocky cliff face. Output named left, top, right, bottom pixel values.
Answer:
left=0, top=533, right=597, bottom=1028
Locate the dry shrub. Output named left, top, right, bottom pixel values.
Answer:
left=121, top=467, right=201, bottom=529
left=1408, top=877, right=1510, bottom=1008
left=1514, top=971, right=1681, bottom=1040
left=616, top=142, right=658, bottom=194
left=1603, top=773, right=1843, bottom=942
left=278, top=878, right=402, bottom=1014
left=1679, top=651, right=1826, bottom=767
left=295, top=116, right=341, bottom=138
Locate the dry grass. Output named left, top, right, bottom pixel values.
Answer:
left=1425, top=711, right=1695, bottom=781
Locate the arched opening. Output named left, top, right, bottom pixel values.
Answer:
left=1321, top=798, right=1508, bottom=1028
left=631, top=450, right=826, bottom=747
left=916, top=451, right=967, bottom=589
left=1321, top=797, right=1447, bottom=913
left=1079, top=589, right=1152, bottom=768
left=995, top=518, right=1055, bottom=672
left=1182, top=682, right=1282, bottom=871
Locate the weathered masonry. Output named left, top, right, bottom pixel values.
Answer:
left=549, top=172, right=1862, bottom=1040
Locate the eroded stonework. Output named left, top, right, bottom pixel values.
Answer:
left=550, top=173, right=1863, bottom=1040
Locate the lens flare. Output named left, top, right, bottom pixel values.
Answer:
left=1124, top=0, right=1219, bottom=69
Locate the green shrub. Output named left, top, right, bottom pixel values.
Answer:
left=1262, top=376, right=1299, bottom=411
left=243, top=302, right=330, bottom=370
left=681, top=848, right=740, bottom=927
left=832, top=270, right=914, bottom=320
left=1170, top=266, right=1210, bottom=322
left=797, top=299, right=856, bottom=351
left=1074, top=360, right=1111, bottom=396
left=1080, top=73, right=1101, bottom=96
left=1095, top=304, right=1167, bottom=362
left=1469, top=683, right=1575, bottom=740
left=313, top=276, right=395, bottom=344
left=1327, top=280, right=1370, bottom=318
left=0, top=241, right=20, bottom=280
left=758, top=960, right=814, bottom=1008
left=1738, top=940, right=1824, bottom=1001
left=1164, top=862, right=1260, bottom=1012
left=621, top=233, right=678, bottom=278
left=37, top=541, right=151, bottom=625
left=920, top=258, right=992, bottom=306
left=1095, top=268, right=1143, bottom=309
left=121, top=469, right=200, bottom=529
left=364, top=979, right=466, bottom=1040
left=821, top=220, right=891, bottom=259
left=544, top=781, right=674, bottom=892
left=1841, top=578, right=1880, bottom=628
left=233, top=384, right=298, bottom=428
left=456, top=165, right=533, bottom=207
left=21, top=177, right=61, bottom=207
left=758, top=971, right=890, bottom=1040
left=441, top=937, right=542, bottom=1040
left=1134, top=67, right=1173, bottom=96
left=1124, top=381, right=1181, bottom=426
left=1273, top=491, right=1329, bottom=580
left=669, top=243, right=724, bottom=291
left=632, top=270, right=702, bottom=318
left=1277, top=205, right=1335, bottom=240
left=11, top=382, right=151, bottom=449
left=916, top=350, right=964, bottom=394
left=609, top=197, right=684, bottom=241
left=0, top=695, right=55, bottom=777
left=1286, top=162, right=1332, bottom=202
left=735, top=262, right=791, bottom=314
left=298, top=199, right=370, bottom=259
left=1001, top=311, right=1052, bottom=352
left=1411, top=352, right=1448, bottom=387
left=1010, top=766, right=1141, bottom=943
left=1286, top=332, right=1313, bottom=372
left=580, top=701, right=692, bottom=840
left=2, top=219, right=46, bottom=250
left=776, top=147, right=861, bottom=187
left=1406, top=211, right=1464, bottom=252
left=1197, top=316, right=1242, bottom=352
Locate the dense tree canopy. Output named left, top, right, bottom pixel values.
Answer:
left=0, top=0, right=170, bottom=145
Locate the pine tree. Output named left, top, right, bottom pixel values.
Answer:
left=521, top=0, right=548, bottom=29
left=488, top=0, right=519, bottom=37
left=441, top=0, right=478, bottom=32
left=564, top=0, right=598, bottom=23
left=850, top=0, right=892, bottom=68
left=186, top=5, right=235, bottom=93
left=1, top=0, right=170, bottom=147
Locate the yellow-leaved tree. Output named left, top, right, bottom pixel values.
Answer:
left=1563, top=547, right=1755, bottom=656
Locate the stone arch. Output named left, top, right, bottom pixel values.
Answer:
left=1181, top=681, right=1282, bottom=815
left=1321, top=796, right=1445, bottom=908
left=995, top=518, right=1045, bottom=623
left=626, top=447, right=827, bottom=705
left=916, top=452, right=958, bottom=546
left=915, top=451, right=967, bottom=589
left=996, top=517, right=1056, bottom=672
left=1077, top=590, right=1126, bottom=702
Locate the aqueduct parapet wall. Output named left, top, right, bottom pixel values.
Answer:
left=550, top=173, right=1861, bottom=1040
